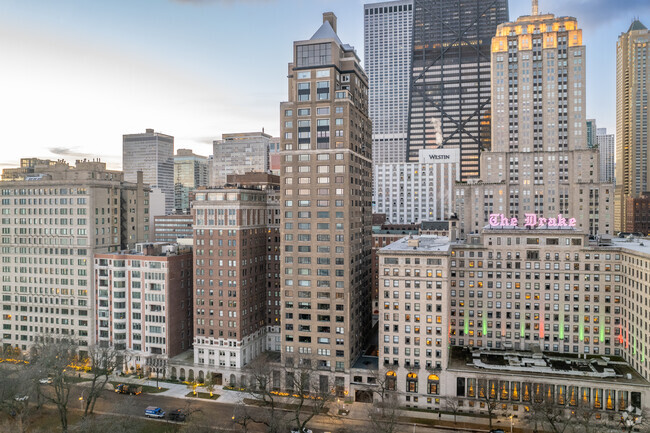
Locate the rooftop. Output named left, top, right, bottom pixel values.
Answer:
left=380, top=235, right=452, bottom=253
left=628, top=19, right=647, bottom=32
left=448, top=347, right=648, bottom=386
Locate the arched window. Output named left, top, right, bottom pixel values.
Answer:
left=427, top=374, right=439, bottom=395
left=386, top=371, right=396, bottom=391
left=406, top=372, right=418, bottom=393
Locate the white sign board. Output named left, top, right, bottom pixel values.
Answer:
left=418, top=148, right=460, bottom=164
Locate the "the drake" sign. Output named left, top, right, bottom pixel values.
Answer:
left=489, top=213, right=577, bottom=228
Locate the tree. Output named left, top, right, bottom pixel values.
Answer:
left=524, top=398, right=571, bottom=433
left=364, top=392, right=400, bottom=433
left=363, top=367, right=398, bottom=417
left=477, top=377, right=500, bottom=430
left=0, top=363, right=37, bottom=433
left=186, top=379, right=199, bottom=396
left=31, top=337, right=77, bottom=433
left=443, top=395, right=462, bottom=424
left=620, top=406, right=646, bottom=433
left=203, top=372, right=219, bottom=398
left=283, top=362, right=334, bottom=433
left=82, top=345, right=124, bottom=418
left=240, top=353, right=335, bottom=433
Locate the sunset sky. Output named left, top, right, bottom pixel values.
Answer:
left=0, top=0, right=648, bottom=170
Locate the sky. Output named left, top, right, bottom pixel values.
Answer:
left=0, top=0, right=648, bottom=170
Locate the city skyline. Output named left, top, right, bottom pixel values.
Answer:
left=1, top=0, right=648, bottom=170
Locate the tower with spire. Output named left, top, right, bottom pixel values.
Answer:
left=455, top=5, right=615, bottom=237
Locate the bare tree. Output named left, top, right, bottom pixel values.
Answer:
left=476, top=377, right=500, bottom=430
left=240, top=354, right=335, bottom=433
left=364, top=392, right=400, bottom=433
left=31, top=337, right=77, bottom=433
left=524, top=398, right=572, bottom=433
left=0, top=363, right=37, bottom=433
left=363, top=367, right=398, bottom=417
left=82, top=345, right=124, bottom=417
left=443, top=395, right=462, bottom=424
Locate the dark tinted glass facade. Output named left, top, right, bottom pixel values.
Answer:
left=407, top=0, right=509, bottom=180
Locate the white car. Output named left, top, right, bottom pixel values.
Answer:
left=291, top=429, right=312, bottom=433
left=39, top=378, right=52, bottom=384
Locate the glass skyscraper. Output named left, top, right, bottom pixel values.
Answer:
left=407, top=0, right=509, bottom=180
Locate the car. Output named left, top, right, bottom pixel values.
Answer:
left=290, top=429, right=313, bottom=433
left=145, top=406, right=165, bottom=419
left=168, top=409, right=186, bottom=422
left=39, top=377, right=52, bottom=384
left=489, top=429, right=506, bottom=433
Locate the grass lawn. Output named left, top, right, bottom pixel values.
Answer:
left=185, top=391, right=219, bottom=400
left=109, top=381, right=169, bottom=394
left=3, top=406, right=180, bottom=433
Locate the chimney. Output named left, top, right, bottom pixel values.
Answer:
left=532, top=0, right=538, bottom=15
left=323, top=12, right=337, bottom=34
left=137, top=170, right=143, bottom=187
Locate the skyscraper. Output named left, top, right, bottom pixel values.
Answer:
left=597, top=127, right=615, bottom=184
left=280, top=12, right=372, bottom=388
left=407, top=0, right=509, bottom=180
left=123, top=129, right=174, bottom=215
left=455, top=4, right=614, bottom=236
left=191, top=179, right=280, bottom=369
left=364, top=1, right=413, bottom=165
left=174, top=149, right=209, bottom=214
left=212, top=132, right=271, bottom=187
left=615, top=20, right=649, bottom=233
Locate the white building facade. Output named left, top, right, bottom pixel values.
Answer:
left=374, top=148, right=460, bottom=224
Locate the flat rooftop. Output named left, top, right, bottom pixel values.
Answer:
left=380, top=235, right=452, bottom=253
left=448, top=347, right=648, bottom=386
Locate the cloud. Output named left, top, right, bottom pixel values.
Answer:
left=48, top=147, right=95, bottom=159
left=538, top=0, right=650, bottom=29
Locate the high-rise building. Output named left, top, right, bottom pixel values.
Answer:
left=94, top=242, right=193, bottom=371
left=586, top=118, right=598, bottom=148
left=615, top=20, right=649, bottom=233
left=123, top=129, right=174, bottom=215
left=0, top=159, right=149, bottom=353
left=407, top=0, right=509, bottom=180
left=455, top=6, right=614, bottom=237
left=280, top=12, right=373, bottom=387
left=153, top=214, right=194, bottom=243
left=364, top=1, right=413, bottom=165
left=597, top=127, right=615, bottom=184
left=191, top=178, right=281, bottom=370
left=374, top=230, right=650, bottom=412
left=212, top=132, right=271, bottom=187
left=174, top=149, right=209, bottom=214
left=374, top=148, right=460, bottom=223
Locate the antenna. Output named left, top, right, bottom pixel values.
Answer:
left=532, top=0, right=538, bottom=15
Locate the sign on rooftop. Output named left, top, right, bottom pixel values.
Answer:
left=489, top=213, right=577, bottom=229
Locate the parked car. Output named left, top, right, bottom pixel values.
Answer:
left=168, top=409, right=186, bottom=422
left=38, top=377, right=52, bottom=384
left=489, top=429, right=506, bottom=433
left=290, top=429, right=313, bottom=433
left=145, top=406, right=165, bottom=419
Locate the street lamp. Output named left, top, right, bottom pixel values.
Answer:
left=509, top=414, right=514, bottom=433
